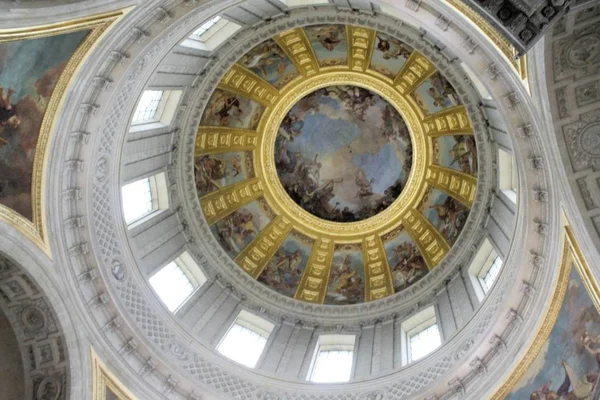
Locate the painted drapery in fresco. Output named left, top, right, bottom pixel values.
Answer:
left=0, top=30, right=89, bottom=220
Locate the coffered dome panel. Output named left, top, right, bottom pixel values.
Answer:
left=194, top=24, right=478, bottom=305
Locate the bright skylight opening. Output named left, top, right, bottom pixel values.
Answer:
left=308, top=334, right=355, bottom=383
left=182, top=17, right=241, bottom=51
left=277, top=0, right=330, bottom=6
left=149, top=261, right=195, bottom=312
left=409, top=322, right=441, bottom=362
left=498, top=147, right=518, bottom=203
left=132, top=90, right=164, bottom=123
left=482, top=256, right=503, bottom=292
left=122, top=178, right=154, bottom=224
left=310, top=350, right=353, bottom=383
left=193, top=16, right=222, bottom=38
left=217, top=311, right=273, bottom=368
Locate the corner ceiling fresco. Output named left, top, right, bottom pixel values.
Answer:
left=0, top=31, right=89, bottom=221
left=195, top=24, right=478, bottom=305
left=504, top=260, right=600, bottom=399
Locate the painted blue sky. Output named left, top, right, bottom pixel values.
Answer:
left=352, top=143, right=402, bottom=193
left=284, top=113, right=361, bottom=155
left=0, top=31, right=88, bottom=100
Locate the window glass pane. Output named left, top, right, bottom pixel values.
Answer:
left=482, top=257, right=503, bottom=292
left=132, top=90, right=164, bottom=123
left=122, top=178, right=154, bottom=224
left=278, top=0, right=330, bottom=5
left=193, top=16, right=222, bottom=38
left=149, top=261, right=195, bottom=312
left=217, top=323, right=268, bottom=368
left=409, top=323, right=441, bottom=362
left=310, top=350, right=353, bottom=383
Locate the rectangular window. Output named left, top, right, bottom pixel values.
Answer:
left=182, top=17, right=241, bottom=51
left=122, top=177, right=154, bottom=224
left=308, top=334, right=355, bottom=383
left=148, top=252, right=207, bottom=312
left=481, top=256, right=502, bottom=292
left=498, top=147, right=517, bottom=203
left=467, top=238, right=503, bottom=298
left=401, top=306, right=441, bottom=365
left=192, top=16, right=222, bottom=38
left=217, top=310, right=274, bottom=368
left=408, top=321, right=441, bottom=362
left=132, top=90, right=164, bottom=123
left=131, top=90, right=182, bottom=130
left=277, top=0, right=330, bottom=6
left=121, top=173, right=169, bottom=226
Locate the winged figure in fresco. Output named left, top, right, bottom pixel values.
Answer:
left=450, top=136, right=477, bottom=175
left=240, top=41, right=286, bottom=78
left=376, top=35, right=412, bottom=60
left=0, top=86, right=20, bottom=146
left=278, top=114, right=304, bottom=142
left=312, top=26, right=343, bottom=51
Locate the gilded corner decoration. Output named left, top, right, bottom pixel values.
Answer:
left=0, top=10, right=127, bottom=254
left=91, top=347, right=136, bottom=400
left=194, top=23, right=478, bottom=305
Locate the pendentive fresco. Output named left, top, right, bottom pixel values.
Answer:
left=0, top=31, right=89, bottom=220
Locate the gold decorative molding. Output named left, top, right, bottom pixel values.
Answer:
left=422, top=105, right=472, bottom=136
left=235, top=216, right=293, bottom=278
left=91, top=347, right=137, bottom=400
left=401, top=209, right=450, bottom=269
left=294, top=237, right=335, bottom=303
left=0, top=9, right=129, bottom=42
left=274, top=28, right=320, bottom=76
left=195, top=126, right=258, bottom=155
left=200, top=178, right=263, bottom=225
left=257, top=70, right=430, bottom=241
left=0, top=9, right=128, bottom=257
left=393, top=51, right=436, bottom=95
left=347, top=25, right=376, bottom=72
left=219, top=64, right=280, bottom=107
left=362, top=235, right=394, bottom=301
left=566, top=226, right=600, bottom=312
left=426, top=166, right=476, bottom=208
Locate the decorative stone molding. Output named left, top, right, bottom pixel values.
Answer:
left=0, top=253, right=73, bottom=400
left=460, top=0, right=572, bottom=55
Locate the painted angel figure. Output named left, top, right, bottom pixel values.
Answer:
left=313, top=26, right=343, bottom=51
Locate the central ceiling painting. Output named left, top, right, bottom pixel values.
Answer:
left=194, top=24, right=478, bottom=305
left=275, top=85, right=411, bottom=223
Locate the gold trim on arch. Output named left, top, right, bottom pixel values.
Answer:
left=91, top=347, right=137, bottom=400
left=0, top=9, right=128, bottom=256
left=490, top=225, right=600, bottom=398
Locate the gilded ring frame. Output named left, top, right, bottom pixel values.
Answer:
left=257, top=69, right=430, bottom=241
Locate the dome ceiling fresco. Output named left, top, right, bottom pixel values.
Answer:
left=194, top=24, right=478, bottom=305
left=275, top=85, right=412, bottom=223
